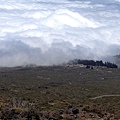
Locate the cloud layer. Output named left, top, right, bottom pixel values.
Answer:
left=0, top=0, right=120, bottom=66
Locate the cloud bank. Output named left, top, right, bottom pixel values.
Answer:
left=0, top=0, right=120, bottom=67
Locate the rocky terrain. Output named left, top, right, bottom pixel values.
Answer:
left=0, top=65, right=120, bottom=119
left=0, top=100, right=118, bottom=120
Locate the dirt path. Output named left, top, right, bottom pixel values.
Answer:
left=90, top=94, right=120, bottom=100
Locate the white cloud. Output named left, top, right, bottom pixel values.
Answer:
left=0, top=0, right=120, bottom=67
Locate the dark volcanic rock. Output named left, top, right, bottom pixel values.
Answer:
left=72, top=108, right=79, bottom=114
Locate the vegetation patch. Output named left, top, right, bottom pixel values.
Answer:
left=0, top=65, right=120, bottom=119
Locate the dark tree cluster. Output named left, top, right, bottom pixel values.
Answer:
left=68, top=59, right=118, bottom=68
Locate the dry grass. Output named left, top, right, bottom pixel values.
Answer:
left=0, top=66, right=120, bottom=118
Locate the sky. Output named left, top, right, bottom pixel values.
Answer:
left=0, top=0, right=120, bottom=67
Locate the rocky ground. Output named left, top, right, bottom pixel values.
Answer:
left=0, top=101, right=118, bottom=120
left=40, top=105, right=118, bottom=120
left=0, top=66, right=120, bottom=119
left=0, top=98, right=120, bottom=120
